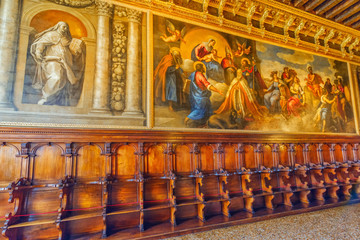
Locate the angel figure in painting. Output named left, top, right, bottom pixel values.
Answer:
left=233, top=41, right=251, bottom=57
left=31, top=21, right=86, bottom=106
left=160, top=20, right=186, bottom=44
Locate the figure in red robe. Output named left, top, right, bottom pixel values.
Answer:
left=215, top=69, right=267, bottom=121
left=221, top=48, right=237, bottom=85
left=154, top=48, right=184, bottom=110
left=305, top=66, right=323, bottom=98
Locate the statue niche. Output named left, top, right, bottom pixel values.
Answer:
left=22, top=11, right=87, bottom=107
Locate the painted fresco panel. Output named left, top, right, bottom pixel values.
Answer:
left=153, top=15, right=356, bottom=134
left=0, top=0, right=147, bottom=128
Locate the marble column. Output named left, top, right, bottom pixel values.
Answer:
left=0, top=0, right=22, bottom=110
left=123, top=9, right=143, bottom=116
left=91, top=1, right=113, bottom=114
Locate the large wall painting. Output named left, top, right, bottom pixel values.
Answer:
left=0, top=0, right=147, bottom=128
left=153, top=15, right=356, bottom=134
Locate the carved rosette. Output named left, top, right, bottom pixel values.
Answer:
left=96, top=0, right=114, bottom=17
left=126, top=9, right=142, bottom=23
left=115, top=6, right=127, bottom=18
left=111, top=22, right=127, bottom=111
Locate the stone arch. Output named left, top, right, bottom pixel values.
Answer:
left=21, top=3, right=96, bottom=39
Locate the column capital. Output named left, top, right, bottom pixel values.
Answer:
left=95, top=0, right=114, bottom=18
left=126, top=9, right=142, bottom=23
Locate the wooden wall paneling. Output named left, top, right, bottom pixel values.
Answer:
left=31, top=143, right=65, bottom=185
left=245, top=144, right=259, bottom=213
left=273, top=144, right=293, bottom=209
left=56, top=142, right=75, bottom=240
left=319, top=144, right=338, bottom=192
left=172, top=144, right=201, bottom=226
left=58, top=143, right=105, bottom=239
left=142, top=143, right=173, bottom=230
left=186, top=143, right=204, bottom=222
left=174, top=144, right=192, bottom=175
left=12, top=143, right=65, bottom=239
left=173, top=144, right=196, bottom=209
left=225, top=144, right=243, bottom=206
left=291, top=144, right=310, bottom=206
left=349, top=143, right=360, bottom=198
left=277, top=144, right=292, bottom=193
left=256, top=144, right=274, bottom=212
left=0, top=135, right=358, bottom=239
left=2, top=143, right=32, bottom=239
left=0, top=143, right=21, bottom=187
left=335, top=143, right=353, bottom=200
left=266, top=143, right=289, bottom=209
left=214, top=144, right=230, bottom=218
left=304, top=143, right=326, bottom=203
left=318, top=144, right=341, bottom=201
left=103, top=143, right=140, bottom=237
left=199, top=144, right=224, bottom=220
left=0, top=143, right=21, bottom=238
left=224, top=144, right=237, bottom=173
left=199, top=144, right=215, bottom=174
left=239, top=144, right=254, bottom=213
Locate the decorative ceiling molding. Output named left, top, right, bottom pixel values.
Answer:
left=46, top=0, right=95, bottom=8
left=100, top=0, right=360, bottom=62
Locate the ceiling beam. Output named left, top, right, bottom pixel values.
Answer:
left=315, top=0, right=342, bottom=15
left=304, top=0, right=326, bottom=12
left=325, top=0, right=358, bottom=19
left=334, top=2, right=360, bottom=23
left=344, top=12, right=360, bottom=26
left=351, top=20, right=360, bottom=30
left=294, top=0, right=309, bottom=8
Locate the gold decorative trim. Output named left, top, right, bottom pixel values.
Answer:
left=102, top=0, right=360, bottom=63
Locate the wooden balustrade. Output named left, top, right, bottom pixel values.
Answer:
left=0, top=136, right=359, bottom=239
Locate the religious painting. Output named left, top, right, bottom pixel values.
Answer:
left=0, top=1, right=147, bottom=128
left=153, top=15, right=356, bottom=134
left=356, top=65, right=360, bottom=97
left=23, top=13, right=86, bottom=106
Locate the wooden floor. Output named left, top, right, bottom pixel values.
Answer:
left=167, top=203, right=360, bottom=240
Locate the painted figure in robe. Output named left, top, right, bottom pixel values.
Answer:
left=31, top=21, right=86, bottom=106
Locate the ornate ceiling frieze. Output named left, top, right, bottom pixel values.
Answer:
left=63, top=0, right=360, bottom=62
left=46, top=0, right=95, bottom=8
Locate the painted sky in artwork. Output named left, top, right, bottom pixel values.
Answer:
left=153, top=15, right=355, bottom=133
left=256, top=42, right=340, bottom=85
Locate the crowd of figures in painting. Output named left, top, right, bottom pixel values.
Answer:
left=153, top=16, right=356, bottom=133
